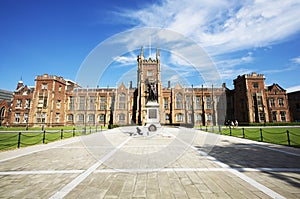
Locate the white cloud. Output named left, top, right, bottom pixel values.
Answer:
left=112, top=53, right=137, bottom=67
left=287, top=85, right=300, bottom=93
left=261, top=65, right=296, bottom=74
left=115, top=0, right=300, bottom=85
left=291, top=56, right=300, bottom=64
left=120, top=0, right=300, bottom=55
left=214, top=52, right=254, bottom=69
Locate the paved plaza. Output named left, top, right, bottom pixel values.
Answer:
left=0, top=127, right=300, bottom=199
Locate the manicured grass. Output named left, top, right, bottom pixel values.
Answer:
left=221, top=127, right=300, bottom=147
left=0, top=126, right=106, bottom=151
left=0, top=125, right=106, bottom=131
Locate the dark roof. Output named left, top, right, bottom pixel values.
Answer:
left=0, top=89, right=13, bottom=101
left=267, top=83, right=286, bottom=92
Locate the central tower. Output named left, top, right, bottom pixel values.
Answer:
left=137, top=47, right=162, bottom=125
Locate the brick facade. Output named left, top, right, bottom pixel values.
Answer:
left=228, top=73, right=291, bottom=124
left=2, top=50, right=296, bottom=127
left=9, top=81, right=34, bottom=127
left=288, top=91, right=300, bottom=122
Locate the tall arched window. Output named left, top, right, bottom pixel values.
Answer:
left=176, top=113, right=183, bottom=122
left=98, top=114, right=105, bottom=122
left=186, top=95, right=191, bottom=110
left=77, top=114, right=84, bottom=123
left=88, top=114, right=95, bottom=123
left=118, top=113, right=125, bottom=122
left=119, top=93, right=126, bottom=109
left=176, top=92, right=183, bottom=109
left=67, top=114, right=74, bottom=122
left=0, top=107, right=5, bottom=119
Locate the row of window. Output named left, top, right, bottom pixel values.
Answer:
left=66, top=113, right=210, bottom=123
left=14, top=113, right=29, bottom=123
left=37, top=96, right=62, bottom=109
left=41, top=83, right=63, bottom=92
left=68, top=94, right=215, bottom=111
left=66, top=113, right=125, bottom=123
left=271, top=111, right=286, bottom=122
left=165, top=95, right=213, bottom=110
left=174, top=113, right=212, bottom=122
left=253, top=95, right=285, bottom=107
left=269, top=98, right=285, bottom=107
left=257, top=111, right=287, bottom=122
left=15, top=99, right=31, bottom=109
left=68, top=94, right=127, bottom=110
left=14, top=112, right=61, bottom=123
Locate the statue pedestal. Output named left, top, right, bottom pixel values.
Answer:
left=145, top=101, right=161, bottom=132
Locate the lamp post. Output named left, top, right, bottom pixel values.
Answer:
left=201, top=85, right=206, bottom=127
left=191, top=85, right=195, bottom=127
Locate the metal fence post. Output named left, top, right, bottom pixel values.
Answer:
left=17, top=132, right=21, bottom=148
left=43, top=130, right=46, bottom=144
left=73, top=128, right=75, bottom=137
left=229, top=126, right=232, bottom=136
left=287, top=130, right=291, bottom=146
left=61, top=129, right=63, bottom=139
left=260, top=128, right=263, bottom=142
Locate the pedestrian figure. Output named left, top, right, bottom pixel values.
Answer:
left=235, top=120, right=238, bottom=127
left=136, top=127, right=142, bottom=135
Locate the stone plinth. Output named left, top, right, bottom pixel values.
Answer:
left=145, top=101, right=161, bottom=131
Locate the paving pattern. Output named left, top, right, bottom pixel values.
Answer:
left=0, top=127, right=300, bottom=198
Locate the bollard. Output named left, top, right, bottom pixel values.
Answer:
left=287, top=130, right=291, bottom=146
left=229, top=126, right=232, bottom=136
left=43, top=130, right=46, bottom=144
left=17, top=132, right=21, bottom=148
left=206, top=126, right=208, bottom=132
left=73, top=128, right=75, bottom=137
left=260, top=128, right=263, bottom=142
left=61, top=129, right=63, bottom=139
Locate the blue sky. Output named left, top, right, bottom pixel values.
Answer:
left=1, top=0, right=300, bottom=92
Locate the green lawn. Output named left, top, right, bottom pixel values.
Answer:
left=0, top=125, right=106, bottom=131
left=221, top=127, right=300, bottom=147
left=0, top=126, right=106, bottom=151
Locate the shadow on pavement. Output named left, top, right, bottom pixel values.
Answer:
left=195, top=142, right=300, bottom=189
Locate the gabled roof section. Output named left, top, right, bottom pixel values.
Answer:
left=14, top=85, right=34, bottom=95
left=117, top=82, right=127, bottom=93
left=267, top=83, right=286, bottom=92
left=174, top=82, right=183, bottom=89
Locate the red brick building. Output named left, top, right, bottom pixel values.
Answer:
left=9, top=80, right=34, bottom=127
left=2, top=50, right=296, bottom=127
left=29, top=74, right=67, bottom=126
left=0, top=89, right=13, bottom=126
left=288, top=91, right=300, bottom=122
left=227, top=72, right=291, bottom=124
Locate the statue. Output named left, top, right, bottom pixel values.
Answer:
left=147, top=82, right=157, bottom=101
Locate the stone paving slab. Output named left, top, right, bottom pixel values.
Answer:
left=0, top=127, right=299, bottom=198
